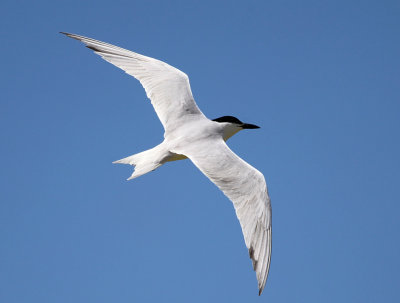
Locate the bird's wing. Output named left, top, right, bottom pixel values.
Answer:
left=61, top=32, right=205, bottom=133
left=173, top=138, right=272, bottom=295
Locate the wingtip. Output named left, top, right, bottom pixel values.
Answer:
left=249, top=244, right=268, bottom=296
left=258, top=284, right=265, bottom=296
left=60, top=32, right=82, bottom=41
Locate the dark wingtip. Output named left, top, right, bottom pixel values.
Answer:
left=249, top=246, right=258, bottom=270
left=60, top=32, right=82, bottom=42
left=250, top=245, right=264, bottom=295
left=86, top=45, right=98, bottom=52
left=249, top=246, right=254, bottom=258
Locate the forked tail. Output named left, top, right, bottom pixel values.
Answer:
left=113, top=144, right=169, bottom=180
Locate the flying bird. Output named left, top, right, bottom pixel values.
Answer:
left=61, top=32, right=272, bottom=295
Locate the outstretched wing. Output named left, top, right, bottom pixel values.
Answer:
left=61, top=32, right=205, bottom=133
left=173, top=138, right=272, bottom=295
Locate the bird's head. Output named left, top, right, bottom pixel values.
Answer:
left=212, top=116, right=260, bottom=141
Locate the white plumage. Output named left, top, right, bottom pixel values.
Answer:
left=62, top=32, right=272, bottom=295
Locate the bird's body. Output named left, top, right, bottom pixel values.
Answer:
left=62, top=32, right=272, bottom=295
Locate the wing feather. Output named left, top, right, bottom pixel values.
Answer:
left=174, top=138, right=272, bottom=294
left=61, top=32, right=205, bottom=132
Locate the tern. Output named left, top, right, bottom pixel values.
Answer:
left=61, top=32, right=272, bottom=295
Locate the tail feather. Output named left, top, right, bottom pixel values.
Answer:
left=126, top=162, right=162, bottom=180
left=113, top=144, right=169, bottom=180
left=112, top=154, right=137, bottom=165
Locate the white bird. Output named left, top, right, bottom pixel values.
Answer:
left=61, top=32, right=272, bottom=295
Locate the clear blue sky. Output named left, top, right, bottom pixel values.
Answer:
left=1, top=0, right=399, bottom=302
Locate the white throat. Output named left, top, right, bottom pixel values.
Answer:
left=222, top=123, right=242, bottom=141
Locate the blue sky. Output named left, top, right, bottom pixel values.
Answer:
left=1, top=0, right=399, bottom=302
